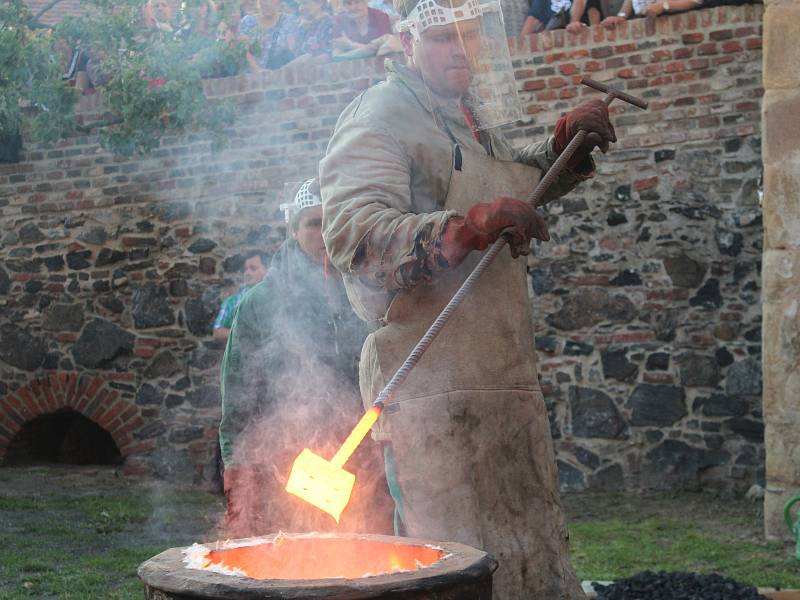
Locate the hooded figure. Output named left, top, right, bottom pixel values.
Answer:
left=219, top=178, right=394, bottom=537
left=319, top=0, right=617, bottom=597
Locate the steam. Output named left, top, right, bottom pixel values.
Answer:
left=221, top=266, right=394, bottom=537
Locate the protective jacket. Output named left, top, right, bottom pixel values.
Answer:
left=320, top=60, right=587, bottom=599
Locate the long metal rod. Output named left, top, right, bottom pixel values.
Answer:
left=373, top=86, right=645, bottom=408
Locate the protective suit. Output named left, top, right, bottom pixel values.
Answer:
left=320, top=60, right=588, bottom=599
left=220, top=237, right=393, bottom=536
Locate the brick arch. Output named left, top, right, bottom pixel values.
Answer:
left=0, top=372, right=149, bottom=463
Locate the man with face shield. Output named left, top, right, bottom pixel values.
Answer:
left=219, top=179, right=393, bottom=537
left=319, top=0, right=616, bottom=597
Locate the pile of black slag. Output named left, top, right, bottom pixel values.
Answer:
left=592, top=571, right=770, bottom=600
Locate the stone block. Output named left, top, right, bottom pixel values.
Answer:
left=762, top=249, right=800, bottom=300
left=762, top=297, right=800, bottom=420
left=763, top=2, right=800, bottom=89
left=763, top=159, right=800, bottom=250
left=765, top=421, right=800, bottom=539
left=762, top=89, right=800, bottom=165
left=765, top=485, right=794, bottom=541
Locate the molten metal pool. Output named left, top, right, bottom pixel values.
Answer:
left=138, top=532, right=497, bottom=599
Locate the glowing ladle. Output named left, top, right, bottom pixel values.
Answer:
left=285, top=406, right=382, bottom=522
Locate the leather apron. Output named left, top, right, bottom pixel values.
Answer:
left=359, top=143, right=585, bottom=599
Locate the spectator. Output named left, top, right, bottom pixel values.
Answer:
left=219, top=178, right=393, bottom=536
left=565, top=0, right=604, bottom=32
left=520, top=0, right=569, bottom=35
left=142, top=0, right=178, bottom=33
left=501, top=0, right=532, bottom=40
left=213, top=250, right=269, bottom=344
left=239, top=0, right=298, bottom=70
left=603, top=0, right=703, bottom=22
left=287, top=0, right=334, bottom=64
left=368, top=0, right=398, bottom=20
left=332, top=0, right=399, bottom=59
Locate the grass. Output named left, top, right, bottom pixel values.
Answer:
left=0, top=465, right=224, bottom=599
left=565, top=492, right=800, bottom=590
left=1, top=466, right=798, bottom=598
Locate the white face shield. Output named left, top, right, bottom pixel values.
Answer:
left=397, top=0, right=522, bottom=130
left=280, top=179, right=322, bottom=224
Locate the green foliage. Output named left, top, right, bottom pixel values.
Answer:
left=0, top=0, right=77, bottom=139
left=1, top=0, right=246, bottom=156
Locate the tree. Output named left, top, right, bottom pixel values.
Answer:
left=1, top=0, right=247, bottom=157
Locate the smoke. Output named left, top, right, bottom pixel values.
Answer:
left=219, top=239, right=395, bottom=538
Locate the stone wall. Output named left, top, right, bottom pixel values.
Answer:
left=0, top=4, right=765, bottom=492
left=761, top=0, right=800, bottom=539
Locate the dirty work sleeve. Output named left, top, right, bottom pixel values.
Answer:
left=219, top=286, right=270, bottom=467
left=320, top=115, right=455, bottom=291
left=512, top=136, right=595, bottom=204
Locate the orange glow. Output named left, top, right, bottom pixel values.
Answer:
left=203, top=536, right=444, bottom=580
left=285, top=406, right=382, bottom=521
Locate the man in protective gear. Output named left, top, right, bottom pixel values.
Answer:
left=319, top=0, right=615, bottom=596
left=220, top=178, right=394, bottom=538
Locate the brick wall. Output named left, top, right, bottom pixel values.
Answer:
left=0, top=4, right=764, bottom=492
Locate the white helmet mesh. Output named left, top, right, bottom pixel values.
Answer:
left=397, top=0, right=482, bottom=39
left=280, top=178, right=322, bottom=223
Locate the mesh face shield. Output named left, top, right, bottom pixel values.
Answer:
left=397, top=0, right=522, bottom=130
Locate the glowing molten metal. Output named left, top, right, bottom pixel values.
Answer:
left=195, top=535, right=444, bottom=580
left=286, top=406, right=382, bottom=522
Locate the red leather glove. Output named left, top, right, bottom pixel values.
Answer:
left=440, top=197, right=549, bottom=268
left=553, top=98, right=617, bottom=170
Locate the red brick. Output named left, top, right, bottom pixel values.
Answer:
left=614, top=43, right=637, bottom=54
left=650, top=49, right=672, bottom=63
left=121, top=236, right=157, bottom=247
left=649, top=76, right=673, bottom=87
left=578, top=60, right=599, bottom=74
left=681, top=32, right=703, bottom=44
left=697, top=42, right=718, bottom=56
left=673, top=47, right=693, bottom=60
left=745, top=37, right=761, bottom=50
left=590, top=46, right=613, bottom=59
left=547, top=77, right=569, bottom=88
left=617, top=68, right=636, bottom=79
left=687, top=58, right=709, bottom=70
left=664, top=62, right=685, bottom=74
left=634, top=176, right=658, bottom=191
left=134, top=347, right=156, bottom=358
left=643, top=372, right=674, bottom=384
left=87, top=389, right=110, bottom=419
left=17, top=386, right=43, bottom=417
left=709, top=29, right=733, bottom=41
left=558, top=64, right=578, bottom=76
left=612, top=331, right=655, bottom=344
left=673, top=72, right=698, bottom=83
left=536, top=90, right=558, bottom=102
left=722, top=41, right=743, bottom=53
left=118, top=404, right=139, bottom=424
